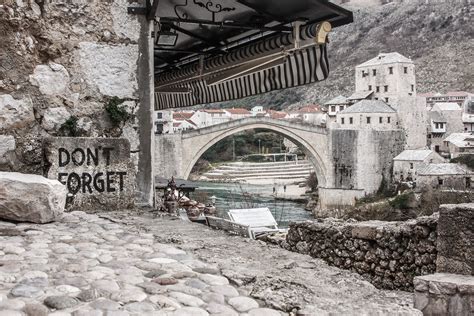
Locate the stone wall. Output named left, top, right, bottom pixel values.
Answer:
left=285, top=215, right=438, bottom=290
left=0, top=1, right=155, bottom=205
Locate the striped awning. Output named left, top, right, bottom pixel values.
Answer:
left=155, top=22, right=330, bottom=109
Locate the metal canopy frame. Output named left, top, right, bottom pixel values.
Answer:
left=130, top=0, right=353, bottom=77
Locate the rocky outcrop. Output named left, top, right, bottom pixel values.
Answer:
left=285, top=215, right=438, bottom=290
left=0, top=1, right=141, bottom=175
left=0, top=172, right=67, bottom=223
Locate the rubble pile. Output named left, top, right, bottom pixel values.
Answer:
left=285, top=214, right=438, bottom=291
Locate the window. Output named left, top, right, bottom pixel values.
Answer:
left=387, top=117, right=391, bottom=123
left=367, top=117, right=371, bottom=124
left=411, top=84, right=414, bottom=92
left=376, top=86, right=380, bottom=93
left=389, top=67, right=393, bottom=74
left=339, top=106, right=344, bottom=111
left=435, top=145, right=440, bottom=152
left=385, top=97, right=389, bottom=103
left=373, top=69, right=377, bottom=76
left=379, top=117, right=383, bottom=123
left=384, top=85, right=389, bottom=92
left=341, top=118, right=345, bottom=124
left=438, top=178, right=444, bottom=186
left=157, top=112, right=163, bottom=119
left=410, top=163, right=414, bottom=169
left=404, top=67, right=408, bottom=74
left=368, top=85, right=372, bottom=90
left=331, top=106, right=336, bottom=112
left=349, top=117, right=353, bottom=124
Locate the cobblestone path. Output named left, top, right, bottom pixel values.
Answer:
left=0, top=210, right=421, bottom=315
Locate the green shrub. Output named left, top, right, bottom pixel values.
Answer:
left=59, top=116, right=79, bottom=137
left=451, top=155, right=474, bottom=170
left=389, top=192, right=414, bottom=210
left=105, top=97, right=129, bottom=126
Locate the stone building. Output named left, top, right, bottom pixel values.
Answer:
left=443, top=133, right=474, bottom=159
left=354, top=52, right=427, bottom=149
left=325, top=95, right=349, bottom=121
left=335, top=100, right=398, bottom=130
left=420, top=91, right=472, bottom=108
left=427, top=103, right=464, bottom=154
left=393, top=149, right=444, bottom=182
left=417, top=163, right=472, bottom=191
left=154, top=110, right=173, bottom=134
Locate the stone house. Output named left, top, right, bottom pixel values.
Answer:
left=336, top=100, right=398, bottom=130
left=427, top=103, right=464, bottom=154
left=443, top=133, right=474, bottom=159
left=172, top=119, right=196, bottom=133
left=393, top=149, right=444, bottom=182
left=420, top=91, right=472, bottom=108
left=154, top=110, right=173, bottom=134
left=251, top=106, right=265, bottom=116
left=325, top=95, right=349, bottom=120
left=417, top=163, right=472, bottom=191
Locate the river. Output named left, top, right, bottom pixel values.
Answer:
left=190, top=181, right=313, bottom=228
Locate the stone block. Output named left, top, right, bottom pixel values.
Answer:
left=437, top=203, right=473, bottom=275
left=0, top=172, right=67, bottom=223
left=0, top=135, right=16, bottom=165
left=351, top=221, right=383, bottom=240
left=0, top=94, right=35, bottom=131
left=414, top=273, right=474, bottom=316
left=43, top=137, right=135, bottom=210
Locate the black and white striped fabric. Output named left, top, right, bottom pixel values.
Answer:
left=155, top=23, right=329, bottom=109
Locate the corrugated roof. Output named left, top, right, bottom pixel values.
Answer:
left=444, top=133, right=474, bottom=148
left=325, top=95, right=348, bottom=105
left=432, top=102, right=461, bottom=111
left=348, top=90, right=374, bottom=100
left=339, top=100, right=396, bottom=114
left=394, top=150, right=435, bottom=161
left=418, top=163, right=471, bottom=176
left=356, top=52, right=413, bottom=68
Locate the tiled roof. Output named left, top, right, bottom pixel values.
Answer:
left=325, top=95, right=348, bottom=105
left=394, top=150, right=435, bottom=161
left=348, top=90, right=374, bottom=100
left=225, top=108, right=251, bottom=115
left=267, top=110, right=288, bottom=119
left=444, top=133, right=474, bottom=148
left=340, top=100, right=396, bottom=114
left=356, top=52, right=413, bottom=68
left=298, top=105, right=323, bottom=113
left=429, top=111, right=447, bottom=123
left=418, top=163, right=471, bottom=176
left=446, top=91, right=472, bottom=97
left=203, top=109, right=226, bottom=114
left=432, top=103, right=461, bottom=111
left=173, top=112, right=194, bottom=120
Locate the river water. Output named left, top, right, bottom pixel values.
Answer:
left=190, top=181, right=313, bottom=228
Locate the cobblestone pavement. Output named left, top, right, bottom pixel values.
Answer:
left=0, top=210, right=421, bottom=315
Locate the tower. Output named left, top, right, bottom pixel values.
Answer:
left=355, top=52, right=427, bottom=149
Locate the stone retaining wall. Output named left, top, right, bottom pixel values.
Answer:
left=285, top=214, right=438, bottom=290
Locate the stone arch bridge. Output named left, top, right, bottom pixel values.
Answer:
left=155, top=117, right=405, bottom=210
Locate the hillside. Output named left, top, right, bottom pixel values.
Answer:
left=213, top=0, right=473, bottom=110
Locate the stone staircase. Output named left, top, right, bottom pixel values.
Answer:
left=202, top=160, right=314, bottom=182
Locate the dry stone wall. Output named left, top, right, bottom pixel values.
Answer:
left=0, top=0, right=142, bottom=175
left=285, top=215, right=438, bottom=291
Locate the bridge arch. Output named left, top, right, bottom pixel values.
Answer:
left=180, top=118, right=330, bottom=188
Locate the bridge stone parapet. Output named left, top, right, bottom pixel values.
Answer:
left=155, top=118, right=405, bottom=211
